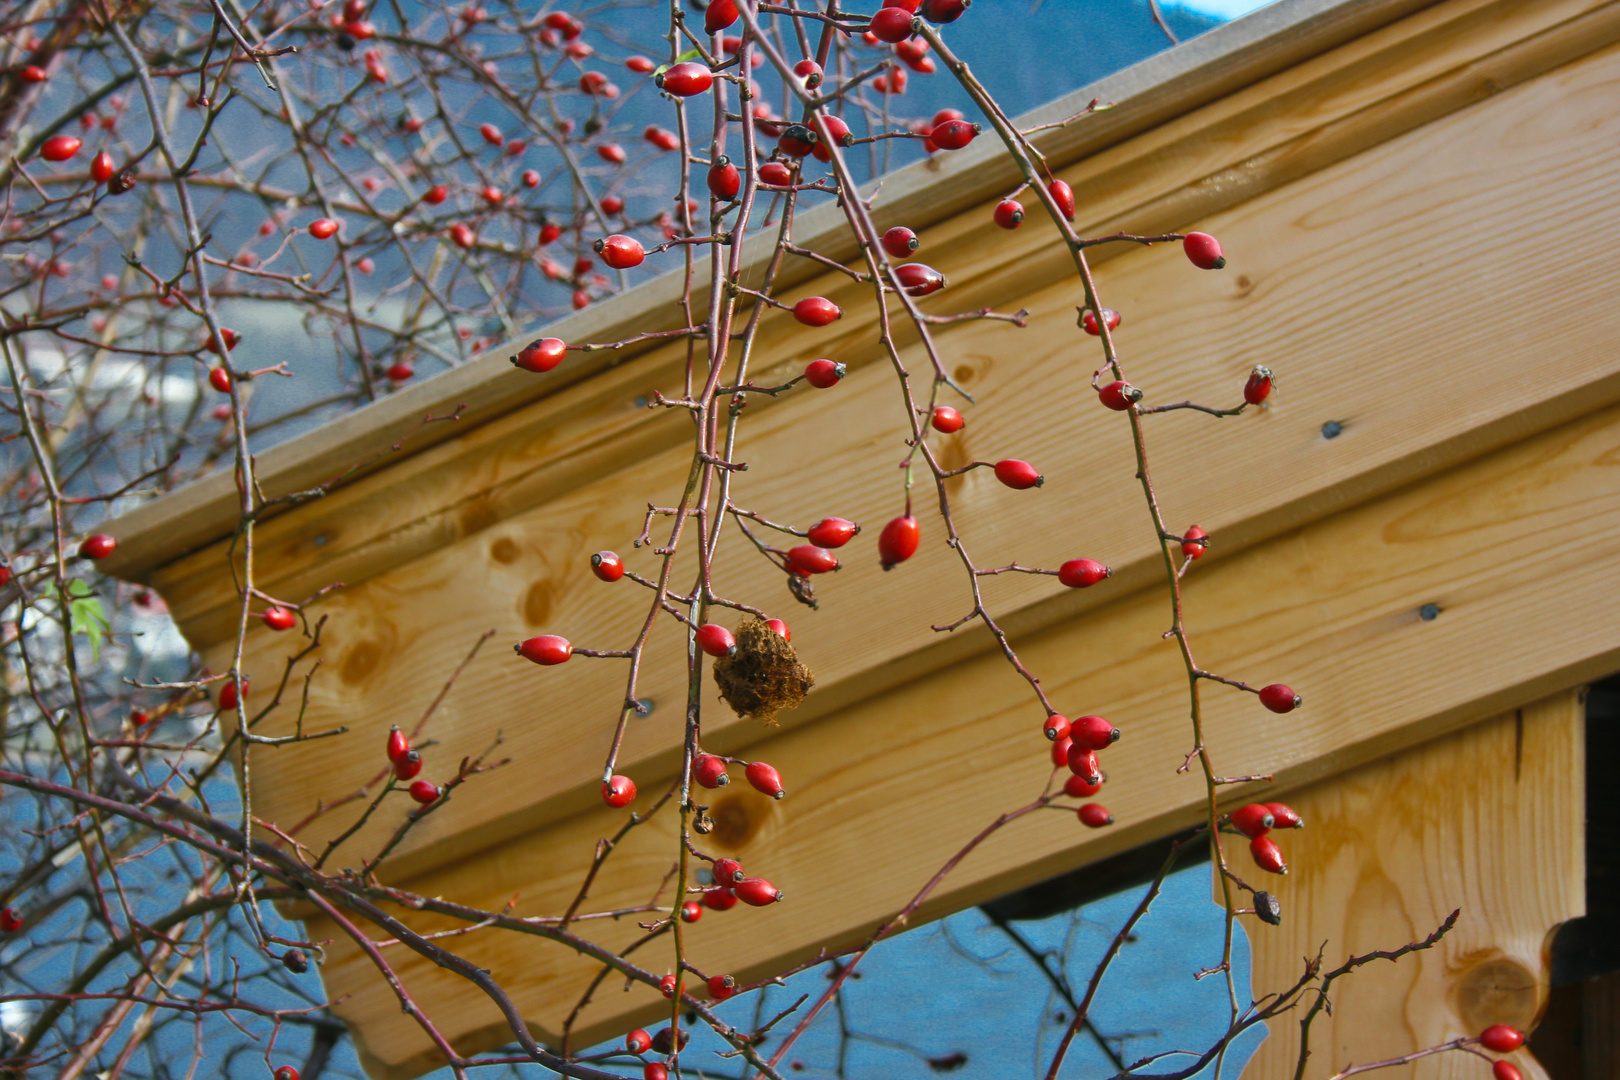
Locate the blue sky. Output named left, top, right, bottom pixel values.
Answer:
left=1177, top=0, right=1274, bottom=17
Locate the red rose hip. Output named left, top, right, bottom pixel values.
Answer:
left=712, top=857, right=745, bottom=883
left=1244, top=365, right=1273, bottom=405
left=993, top=199, right=1024, bottom=229
left=1077, top=803, right=1114, bottom=828
left=513, top=337, right=567, bottom=373
left=1058, top=559, right=1111, bottom=588
left=1042, top=714, right=1070, bottom=742
left=1067, top=744, right=1101, bottom=784
left=708, top=157, right=741, bottom=199
left=786, top=544, right=839, bottom=574
left=516, top=635, right=572, bottom=665
left=694, top=753, right=730, bottom=789
left=733, top=878, right=782, bottom=905
left=929, top=119, right=977, bottom=150
left=1478, top=1026, right=1525, bottom=1053
left=803, top=359, right=846, bottom=388
left=1098, top=381, right=1142, bottom=411
left=894, top=263, right=945, bottom=296
left=1081, top=308, right=1121, bottom=336
left=1181, top=526, right=1208, bottom=559
left=807, top=518, right=859, bottom=549
left=218, top=677, right=248, bottom=710
left=408, top=780, right=441, bottom=805
left=793, top=297, right=842, bottom=326
left=595, top=234, right=645, bottom=269
left=78, top=533, right=116, bottom=560
left=1070, top=714, right=1118, bottom=750
left=695, top=623, right=737, bottom=658
left=994, top=459, right=1043, bottom=490
left=602, top=774, right=637, bottom=807
left=592, top=551, right=625, bottom=582
left=1265, top=803, right=1303, bottom=829
left=878, top=515, right=920, bottom=569
left=1259, top=684, right=1301, bottom=713
left=1183, top=231, right=1226, bottom=270
left=870, top=6, right=914, bottom=42
left=882, top=227, right=919, bottom=258
left=386, top=726, right=410, bottom=764
left=1249, top=835, right=1287, bottom=874
left=1049, top=179, right=1076, bottom=221
left=657, top=61, right=713, bottom=97
left=1231, top=804, right=1274, bottom=838
left=745, top=761, right=785, bottom=799
left=41, top=135, right=81, bottom=161
left=931, top=406, right=964, bottom=433
left=1065, top=773, right=1103, bottom=798
left=705, top=0, right=739, bottom=32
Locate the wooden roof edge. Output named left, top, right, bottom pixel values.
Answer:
left=100, top=0, right=1432, bottom=584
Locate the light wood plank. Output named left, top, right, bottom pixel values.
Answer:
left=187, top=34, right=1620, bottom=884
left=1234, top=691, right=1584, bottom=1080
left=310, top=391, right=1620, bottom=1078
left=98, top=0, right=1611, bottom=589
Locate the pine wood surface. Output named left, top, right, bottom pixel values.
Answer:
left=1235, top=691, right=1584, bottom=1080
left=132, top=0, right=1620, bottom=647
left=191, top=30, right=1620, bottom=886
left=97, top=0, right=1600, bottom=589
left=313, top=390, right=1620, bottom=1077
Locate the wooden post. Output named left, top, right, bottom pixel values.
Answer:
left=1234, top=691, right=1585, bottom=1079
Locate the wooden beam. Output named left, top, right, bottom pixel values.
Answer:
left=1233, top=690, right=1584, bottom=1080
left=178, top=25, right=1620, bottom=887
left=97, top=0, right=1579, bottom=585
left=128, top=0, right=1620, bottom=642
left=310, top=394, right=1620, bottom=1078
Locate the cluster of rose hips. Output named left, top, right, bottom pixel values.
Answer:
left=385, top=725, right=443, bottom=807
left=621, top=1024, right=692, bottom=1080
left=1226, top=799, right=1302, bottom=875
left=1045, top=707, right=1123, bottom=829
left=692, top=855, right=782, bottom=917
left=1081, top=233, right=1276, bottom=417
left=566, top=0, right=991, bottom=295
left=515, top=600, right=789, bottom=813
left=27, top=128, right=135, bottom=196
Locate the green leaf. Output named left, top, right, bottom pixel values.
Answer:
left=653, top=49, right=702, bottom=77
left=67, top=579, right=110, bottom=662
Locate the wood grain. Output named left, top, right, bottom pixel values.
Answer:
left=96, top=0, right=1448, bottom=584
left=1233, top=691, right=1584, bottom=1080
left=182, top=33, right=1620, bottom=885
left=128, top=0, right=1620, bottom=640
left=311, top=392, right=1620, bottom=1078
